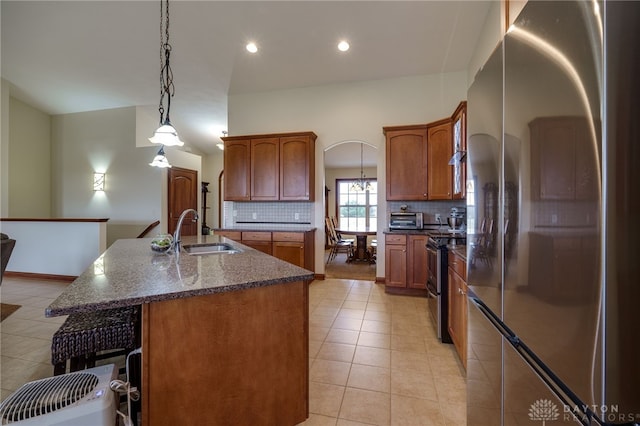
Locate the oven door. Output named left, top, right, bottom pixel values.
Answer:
left=425, top=243, right=440, bottom=337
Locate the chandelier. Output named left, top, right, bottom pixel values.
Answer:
left=149, top=0, right=182, bottom=168
left=351, top=143, right=372, bottom=192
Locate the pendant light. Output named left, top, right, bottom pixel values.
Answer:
left=149, top=146, right=172, bottom=168
left=149, top=0, right=183, bottom=149
left=351, top=143, right=372, bottom=192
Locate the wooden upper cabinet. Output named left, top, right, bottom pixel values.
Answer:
left=530, top=116, right=597, bottom=201
left=427, top=118, right=453, bottom=200
left=451, top=101, right=467, bottom=200
left=223, top=131, right=316, bottom=201
left=251, top=138, right=280, bottom=200
left=384, top=125, right=429, bottom=201
left=223, top=139, right=250, bottom=201
left=280, top=134, right=316, bottom=201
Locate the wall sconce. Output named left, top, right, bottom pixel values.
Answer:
left=93, top=172, right=105, bottom=191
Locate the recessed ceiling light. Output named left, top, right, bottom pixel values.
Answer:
left=338, top=40, right=350, bottom=52
left=246, top=42, right=258, bottom=53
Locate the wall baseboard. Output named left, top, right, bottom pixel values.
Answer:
left=4, top=271, right=77, bottom=283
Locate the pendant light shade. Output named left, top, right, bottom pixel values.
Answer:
left=149, top=0, right=183, bottom=159
left=149, top=120, right=183, bottom=146
left=149, top=146, right=172, bottom=168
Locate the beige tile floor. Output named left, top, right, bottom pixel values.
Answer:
left=0, top=276, right=466, bottom=425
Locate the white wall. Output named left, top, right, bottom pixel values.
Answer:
left=1, top=80, right=10, bottom=217
left=51, top=107, right=163, bottom=225
left=228, top=72, right=469, bottom=277
left=8, top=97, right=51, bottom=217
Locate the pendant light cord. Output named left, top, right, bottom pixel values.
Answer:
left=158, top=0, right=175, bottom=125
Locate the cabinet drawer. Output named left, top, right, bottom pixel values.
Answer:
left=272, top=232, right=304, bottom=242
left=215, top=231, right=241, bottom=241
left=448, top=251, right=466, bottom=281
left=385, top=234, right=406, bottom=245
left=242, top=231, right=272, bottom=241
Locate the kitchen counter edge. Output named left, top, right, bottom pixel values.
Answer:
left=45, top=236, right=314, bottom=317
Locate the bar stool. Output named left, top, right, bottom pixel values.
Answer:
left=51, top=306, right=140, bottom=376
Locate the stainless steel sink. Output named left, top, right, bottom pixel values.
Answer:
left=182, top=242, right=242, bottom=255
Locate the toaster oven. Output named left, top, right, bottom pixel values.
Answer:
left=389, top=212, right=424, bottom=230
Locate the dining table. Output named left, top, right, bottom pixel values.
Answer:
left=335, top=226, right=377, bottom=264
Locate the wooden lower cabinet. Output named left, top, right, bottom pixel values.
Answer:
left=384, top=233, right=428, bottom=295
left=215, top=229, right=315, bottom=271
left=142, top=281, right=309, bottom=425
left=447, top=250, right=467, bottom=370
left=241, top=231, right=273, bottom=255
left=385, top=234, right=407, bottom=288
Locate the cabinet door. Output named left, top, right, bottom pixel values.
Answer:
left=280, top=135, right=315, bottom=201
left=251, top=138, right=280, bottom=200
left=451, top=101, right=467, bottom=199
left=407, top=235, right=428, bottom=289
left=223, top=139, right=250, bottom=201
left=273, top=241, right=305, bottom=268
left=448, top=266, right=467, bottom=369
left=384, top=126, right=428, bottom=200
left=385, top=241, right=407, bottom=288
left=427, top=119, right=453, bottom=200
left=242, top=240, right=273, bottom=255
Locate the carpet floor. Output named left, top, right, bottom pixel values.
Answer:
left=324, top=250, right=376, bottom=281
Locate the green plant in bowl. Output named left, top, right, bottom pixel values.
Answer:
left=151, top=234, right=173, bottom=253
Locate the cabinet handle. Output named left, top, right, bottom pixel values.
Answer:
left=458, top=288, right=466, bottom=295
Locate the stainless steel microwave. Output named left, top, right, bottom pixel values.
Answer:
left=389, top=212, right=424, bottom=230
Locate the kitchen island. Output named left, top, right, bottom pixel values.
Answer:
left=46, top=235, right=314, bottom=426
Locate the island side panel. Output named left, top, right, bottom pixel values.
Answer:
left=141, top=280, right=309, bottom=426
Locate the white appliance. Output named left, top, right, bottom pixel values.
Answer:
left=0, top=364, right=118, bottom=425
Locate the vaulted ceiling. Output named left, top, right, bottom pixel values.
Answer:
left=2, top=1, right=492, bottom=162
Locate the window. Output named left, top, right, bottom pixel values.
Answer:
left=335, top=179, right=377, bottom=230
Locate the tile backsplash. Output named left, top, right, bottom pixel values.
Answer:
left=223, top=201, right=313, bottom=227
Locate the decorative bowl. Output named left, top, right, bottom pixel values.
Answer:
left=150, top=234, right=173, bottom=253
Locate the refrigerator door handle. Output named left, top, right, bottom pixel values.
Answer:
left=468, top=296, right=633, bottom=426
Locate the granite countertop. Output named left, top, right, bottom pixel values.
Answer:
left=45, top=235, right=314, bottom=317
left=213, top=225, right=316, bottom=232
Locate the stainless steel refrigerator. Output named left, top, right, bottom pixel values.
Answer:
left=466, top=1, right=639, bottom=425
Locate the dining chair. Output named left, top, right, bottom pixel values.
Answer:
left=325, top=218, right=354, bottom=264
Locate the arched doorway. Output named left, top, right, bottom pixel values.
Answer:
left=323, top=141, right=378, bottom=280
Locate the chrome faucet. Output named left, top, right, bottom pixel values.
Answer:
left=173, top=209, right=199, bottom=253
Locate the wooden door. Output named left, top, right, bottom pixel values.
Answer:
left=168, top=167, right=198, bottom=236
left=427, top=118, right=453, bottom=200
